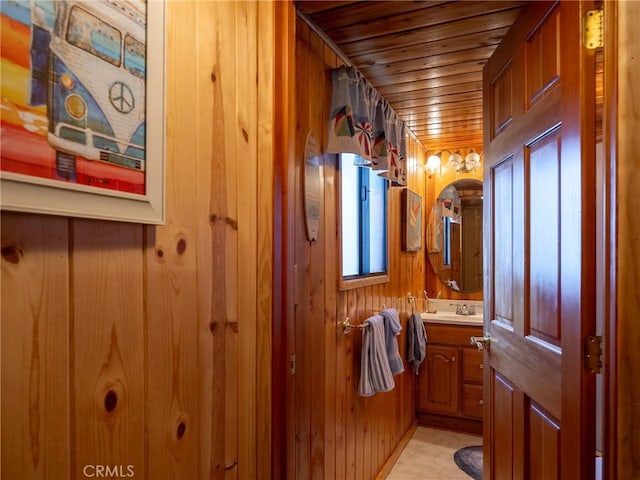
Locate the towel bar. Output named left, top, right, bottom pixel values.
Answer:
left=338, top=316, right=368, bottom=335
left=406, top=292, right=417, bottom=313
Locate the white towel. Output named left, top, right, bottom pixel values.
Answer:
left=407, top=313, right=427, bottom=375
left=358, top=315, right=395, bottom=397
left=380, top=308, right=405, bottom=375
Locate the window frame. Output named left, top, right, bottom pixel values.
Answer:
left=337, top=154, right=390, bottom=291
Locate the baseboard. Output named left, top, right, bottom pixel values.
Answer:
left=416, top=411, right=483, bottom=436
left=374, top=420, right=418, bottom=480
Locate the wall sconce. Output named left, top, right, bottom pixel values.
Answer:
left=449, top=149, right=482, bottom=173
left=425, top=152, right=442, bottom=177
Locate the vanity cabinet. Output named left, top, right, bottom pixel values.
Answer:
left=416, top=322, right=484, bottom=434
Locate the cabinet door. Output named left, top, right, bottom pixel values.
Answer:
left=417, top=345, right=459, bottom=415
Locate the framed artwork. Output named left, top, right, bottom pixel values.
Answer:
left=402, top=188, right=422, bottom=251
left=0, top=0, right=165, bottom=223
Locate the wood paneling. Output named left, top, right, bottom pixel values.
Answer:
left=1, top=2, right=274, bottom=479
left=290, top=19, right=426, bottom=480
left=295, top=1, right=526, bottom=152
left=1, top=214, right=70, bottom=480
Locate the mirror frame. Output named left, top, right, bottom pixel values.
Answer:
left=427, top=178, right=483, bottom=295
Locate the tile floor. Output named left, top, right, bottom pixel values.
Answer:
left=385, top=426, right=482, bottom=480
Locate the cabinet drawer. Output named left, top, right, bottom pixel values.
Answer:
left=462, top=348, right=483, bottom=382
left=462, top=383, right=484, bottom=419
left=424, top=323, right=482, bottom=346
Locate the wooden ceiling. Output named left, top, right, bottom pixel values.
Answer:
left=295, top=1, right=526, bottom=153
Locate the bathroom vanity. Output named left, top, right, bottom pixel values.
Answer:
left=416, top=311, right=484, bottom=435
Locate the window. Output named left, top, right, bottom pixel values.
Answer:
left=124, top=35, right=145, bottom=79
left=340, top=153, right=388, bottom=289
left=67, top=6, right=122, bottom=67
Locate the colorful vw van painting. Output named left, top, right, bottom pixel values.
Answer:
left=1, top=0, right=147, bottom=194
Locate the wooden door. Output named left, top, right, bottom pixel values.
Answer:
left=482, top=1, right=597, bottom=478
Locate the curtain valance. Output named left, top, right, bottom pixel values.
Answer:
left=326, top=66, right=407, bottom=186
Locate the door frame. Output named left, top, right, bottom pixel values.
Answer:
left=604, top=1, right=640, bottom=478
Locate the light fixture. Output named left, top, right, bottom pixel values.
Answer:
left=425, top=152, right=442, bottom=176
left=448, top=149, right=482, bottom=173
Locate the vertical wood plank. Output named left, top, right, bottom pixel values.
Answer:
left=147, top=1, right=200, bottom=478
left=294, top=17, right=312, bottom=480
left=191, top=0, right=217, bottom=476
left=1, top=214, right=71, bottom=480
left=256, top=2, right=275, bottom=478
left=308, top=26, right=326, bottom=480
left=72, top=221, right=144, bottom=478
left=202, top=0, right=229, bottom=477
left=235, top=2, right=258, bottom=479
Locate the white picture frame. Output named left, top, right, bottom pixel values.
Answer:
left=0, top=1, right=165, bottom=224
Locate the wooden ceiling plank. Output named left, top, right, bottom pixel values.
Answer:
left=349, top=27, right=510, bottom=66
left=371, top=61, right=484, bottom=88
left=360, top=45, right=496, bottom=78
left=296, top=1, right=448, bottom=30
left=379, top=81, right=482, bottom=103
left=377, top=71, right=482, bottom=95
left=407, top=112, right=484, bottom=126
left=419, top=135, right=484, bottom=149
left=398, top=104, right=484, bottom=120
left=294, top=1, right=364, bottom=16
left=410, top=125, right=482, bottom=136
left=390, top=91, right=483, bottom=109
left=396, top=98, right=483, bottom=114
left=339, top=9, right=521, bottom=56
left=321, top=1, right=526, bottom=44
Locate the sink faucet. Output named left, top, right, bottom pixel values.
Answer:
left=451, top=303, right=477, bottom=315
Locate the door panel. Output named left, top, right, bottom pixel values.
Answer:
left=492, top=374, right=515, bottom=478
left=528, top=129, right=561, bottom=346
left=483, top=1, right=596, bottom=478
left=529, top=403, right=559, bottom=480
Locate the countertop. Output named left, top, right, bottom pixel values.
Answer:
left=420, top=311, right=483, bottom=326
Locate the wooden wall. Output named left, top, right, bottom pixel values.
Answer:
left=289, top=18, right=427, bottom=480
left=1, top=2, right=274, bottom=479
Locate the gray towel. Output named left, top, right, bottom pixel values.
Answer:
left=380, top=308, right=405, bottom=375
left=407, top=313, right=427, bottom=375
left=358, top=315, right=395, bottom=397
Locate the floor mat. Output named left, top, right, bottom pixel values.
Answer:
left=453, top=445, right=483, bottom=480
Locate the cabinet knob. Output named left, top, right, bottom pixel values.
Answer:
left=479, top=399, right=484, bottom=405
left=450, top=357, right=456, bottom=362
left=479, top=364, right=483, bottom=369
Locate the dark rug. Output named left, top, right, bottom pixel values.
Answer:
left=453, top=445, right=483, bottom=480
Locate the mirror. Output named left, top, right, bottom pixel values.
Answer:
left=427, top=179, right=483, bottom=294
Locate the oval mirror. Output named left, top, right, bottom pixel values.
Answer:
left=427, top=179, right=483, bottom=294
